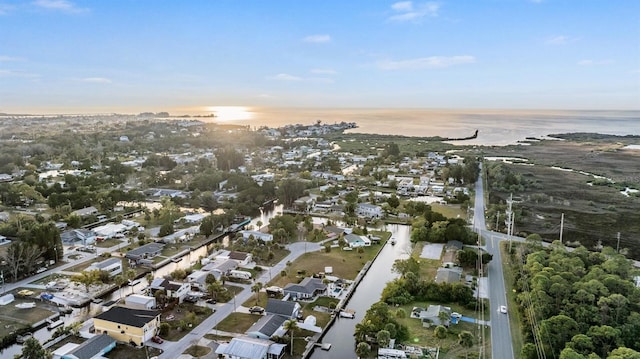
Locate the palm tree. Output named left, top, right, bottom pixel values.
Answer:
left=113, top=275, right=126, bottom=299
left=71, top=270, right=101, bottom=295
left=458, top=330, right=474, bottom=348
left=283, top=319, right=299, bottom=356
left=125, top=269, right=137, bottom=294
left=251, top=282, right=263, bottom=304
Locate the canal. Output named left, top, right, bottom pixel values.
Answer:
left=310, top=223, right=412, bottom=359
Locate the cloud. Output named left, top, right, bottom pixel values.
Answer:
left=33, top=0, right=87, bottom=13
left=0, top=3, right=16, bottom=15
left=389, top=1, right=439, bottom=22
left=577, top=59, right=613, bottom=66
left=0, top=55, right=23, bottom=62
left=545, top=35, right=574, bottom=45
left=0, top=69, right=39, bottom=78
left=377, top=55, right=475, bottom=70
left=310, top=68, right=337, bottom=75
left=303, top=34, right=331, bottom=43
left=80, top=77, right=112, bottom=84
left=267, top=73, right=302, bottom=81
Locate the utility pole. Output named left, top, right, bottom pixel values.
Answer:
left=559, top=213, right=564, bottom=243
left=506, top=194, right=513, bottom=251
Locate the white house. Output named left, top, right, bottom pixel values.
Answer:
left=344, top=234, right=371, bottom=248
left=87, top=258, right=123, bottom=277
left=93, top=223, right=127, bottom=239
left=356, top=203, right=383, bottom=219
left=149, top=278, right=190, bottom=303
left=215, top=337, right=286, bottom=359
left=240, top=230, right=273, bottom=242
left=124, top=294, right=156, bottom=310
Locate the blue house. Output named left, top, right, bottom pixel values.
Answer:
left=60, top=333, right=116, bottom=359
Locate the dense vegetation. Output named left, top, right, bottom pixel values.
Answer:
left=406, top=202, right=476, bottom=244
left=512, top=238, right=640, bottom=358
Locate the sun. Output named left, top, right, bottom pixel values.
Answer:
left=207, top=106, right=254, bottom=122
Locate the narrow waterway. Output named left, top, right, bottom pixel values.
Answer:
left=310, top=223, right=411, bottom=359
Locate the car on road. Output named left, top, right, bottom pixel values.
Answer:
left=151, top=335, right=164, bottom=344
left=500, top=305, right=507, bottom=314
left=249, top=306, right=264, bottom=314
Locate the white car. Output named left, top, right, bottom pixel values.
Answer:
left=500, top=305, right=508, bottom=314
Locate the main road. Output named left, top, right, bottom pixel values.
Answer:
left=473, top=165, right=515, bottom=359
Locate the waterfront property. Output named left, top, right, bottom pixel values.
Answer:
left=56, top=333, right=116, bottom=359
left=149, top=278, right=190, bottom=303
left=87, top=257, right=123, bottom=277
left=125, top=242, right=164, bottom=265
left=93, top=306, right=161, bottom=346
left=215, top=336, right=286, bottom=359
left=283, top=277, right=327, bottom=300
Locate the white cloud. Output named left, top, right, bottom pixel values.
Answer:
left=391, top=1, right=413, bottom=11
left=33, top=0, right=87, bottom=13
left=310, top=68, right=337, bottom=75
left=577, top=59, right=613, bottom=66
left=0, top=69, right=38, bottom=78
left=0, top=55, right=23, bottom=62
left=81, top=77, right=112, bottom=84
left=545, top=35, right=574, bottom=45
left=377, top=55, right=475, bottom=70
left=267, top=73, right=302, bottom=81
left=303, top=34, right=331, bottom=43
left=389, top=1, right=439, bottom=22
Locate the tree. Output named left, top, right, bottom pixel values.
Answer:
left=356, top=342, right=371, bottom=358
left=387, top=195, right=400, bottom=209
left=392, top=257, right=420, bottom=277
left=608, top=347, right=640, bottom=359
left=251, top=282, right=263, bottom=304
left=587, top=325, right=622, bottom=358
left=559, top=348, right=587, bottom=359
left=376, top=330, right=391, bottom=348
left=458, top=330, right=474, bottom=348
left=71, top=270, right=101, bottom=294
left=125, top=269, right=137, bottom=294
left=199, top=217, right=214, bottom=238
left=20, top=337, right=52, bottom=359
left=114, top=274, right=126, bottom=299
left=434, top=325, right=447, bottom=339
left=283, top=319, right=299, bottom=356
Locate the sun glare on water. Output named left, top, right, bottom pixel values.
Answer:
left=207, top=106, right=254, bottom=122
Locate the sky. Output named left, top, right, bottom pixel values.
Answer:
left=0, top=0, right=639, bottom=114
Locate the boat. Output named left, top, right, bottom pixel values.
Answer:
left=47, top=318, right=64, bottom=330
left=15, top=302, right=36, bottom=309
left=339, top=309, right=356, bottom=319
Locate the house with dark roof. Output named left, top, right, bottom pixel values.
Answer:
left=245, top=315, right=288, bottom=340
left=149, top=278, right=189, bottom=303
left=265, top=299, right=301, bottom=319
left=125, top=242, right=164, bottom=265
left=93, top=306, right=160, bottom=346
left=59, top=333, right=116, bottom=359
left=435, top=267, right=463, bottom=284
left=283, top=277, right=326, bottom=300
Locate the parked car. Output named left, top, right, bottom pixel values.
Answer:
left=184, top=296, right=198, bottom=303
left=249, top=306, right=264, bottom=314
left=151, top=335, right=164, bottom=344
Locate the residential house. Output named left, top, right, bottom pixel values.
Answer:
left=216, top=250, right=253, bottom=267
left=125, top=243, right=164, bottom=266
left=413, top=305, right=452, bottom=327
left=124, top=294, right=156, bottom=310
left=283, top=277, right=326, bottom=300
left=149, top=278, right=189, bottom=303
left=202, top=259, right=239, bottom=278
left=93, top=223, right=127, bottom=239
left=293, top=196, right=314, bottom=212
left=87, top=258, right=123, bottom=277
left=435, top=267, right=463, bottom=284
left=265, top=299, right=301, bottom=319
left=55, top=333, right=116, bottom=359
left=215, top=337, right=286, bottom=359
left=176, top=213, right=209, bottom=224
left=344, top=233, right=371, bottom=248
left=442, top=240, right=463, bottom=268
left=61, top=229, right=97, bottom=245
left=240, top=230, right=273, bottom=242
left=356, top=203, right=383, bottom=219
left=93, top=306, right=161, bottom=346
left=245, top=315, right=288, bottom=340
left=71, top=206, right=99, bottom=218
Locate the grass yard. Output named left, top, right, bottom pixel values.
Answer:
left=394, top=305, right=490, bottom=359
left=301, top=297, right=339, bottom=328
left=216, top=313, right=260, bottom=334
left=267, top=242, right=384, bottom=289
left=159, top=303, right=213, bottom=341
left=95, top=238, right=121, bottom=248
left=105, top=343, right=162, bottom=359
left=430, top=203, right=467, bottom=220
left=183, top=345, right=211, bottom=357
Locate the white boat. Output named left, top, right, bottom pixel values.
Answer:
left=47, top=319, right=64, bottom=330
left=15, top=302, right=36, bottom=309
left=339, top=309, right=355, bottom=319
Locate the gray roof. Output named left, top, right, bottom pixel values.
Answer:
left=91, top=257, right=122, bottom=269
left=65, top=333, right=115, bottom=359
left=94, top=306, right=159, bottom=328
left=215, top=337, right=286, bottom=359
left=283, top=277, right=326, bottom=295
left=435, top=267, right=462, bottom=284
left=246, top=314, right=287, bottom=337
left=126, top=242, right=164, bottom=259
left=60, top=229, right=96, bottom=243
left=265, top=299, right=299, bottom=317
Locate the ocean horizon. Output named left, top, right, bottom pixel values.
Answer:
left=207, top=107, right=640, bottom=146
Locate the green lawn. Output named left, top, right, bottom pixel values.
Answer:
left=183, top=345, right=211, bottom=357
left=95, top=238, right=121, bottom=248
left=216, top=313, right=260, bottom=334
left=105, top=343, right=162, bottom=359
left=430, top=203, right=467, bottom=220
left=159, top=303, right=213, bottom=341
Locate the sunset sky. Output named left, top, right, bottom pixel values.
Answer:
left=1, top=0, right=639, bottom=113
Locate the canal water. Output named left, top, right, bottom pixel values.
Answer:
left=310, top=223, right=412, bottom=359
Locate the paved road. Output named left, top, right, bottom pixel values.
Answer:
left=473, top=165, right=514, bottom=359
left=157, top=241, right=326, bottom=359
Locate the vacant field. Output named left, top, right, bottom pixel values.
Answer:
left=267, top=240, right=387, bottom=289
left=484, top=136, right=640, bottom=258
left=216, top=313, right=259, bottom=334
